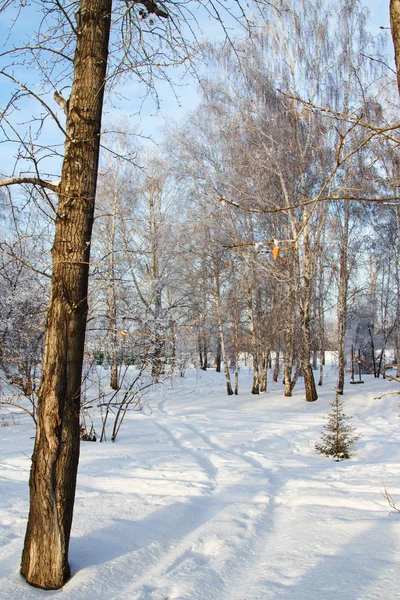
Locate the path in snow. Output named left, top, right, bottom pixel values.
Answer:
left=1, top=367, right=400, bottom=599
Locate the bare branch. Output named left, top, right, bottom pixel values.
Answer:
left=0, top=177, right=60, bottom=194
left=0, top=70, right=67, bottom=136
left=382, top=487, right=400, bottom=514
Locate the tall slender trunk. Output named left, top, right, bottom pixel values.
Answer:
left=170, top=320, right=176, bottom=371
left=231, top=287, right=240, bottom=396
left=108, top=279, right=119, bottom=390
left=298, top=231, right=318, bottom=402
left=260, top=349, right=270, bottom=393
left=246, top=287, right=260, bottom=394
left=318, top=269, right=325, bottom=386
left=312, top=350, right=318, bottom=370
left=149, top=186, right=164, bottom=381
left=107, top=189, right=119, bottom=390
left=198, top=331, right=204, bottom=369
left=319, top=350, right=324, bottom=386
left=215, top=341, right=222, bottom=372
left=391, top=0, right=400, bottom=98
left=336, top=203, right=349, bottom=394
left=273, top=349, right=280, bottom=383
left=203, top=342, right=208, bottom=369
left=395, top=206, right=400, bottom=377
left=283, top=283, right=295, bottom=397
left=369, top=327, right=377, bottom=377
left=213, top=267, right=233, bottom=395
left=21, top=0, right=112, bottom=589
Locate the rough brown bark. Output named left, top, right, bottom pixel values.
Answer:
left=391, top=0, right=400, bottom=97
left=20, top=0, right=112, bottom=589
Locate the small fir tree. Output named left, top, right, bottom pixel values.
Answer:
left=316, top=391, right=359, bottom=460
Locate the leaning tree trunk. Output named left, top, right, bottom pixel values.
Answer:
left=21, top=0, right=112, bottom=589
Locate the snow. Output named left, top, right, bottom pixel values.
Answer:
left=1, top=365, right=400, bottom=599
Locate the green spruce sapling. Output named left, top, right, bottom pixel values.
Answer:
left=316, top=391, right=359, bottom=460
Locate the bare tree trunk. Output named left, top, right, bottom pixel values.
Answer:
left=246, top=287, right=260, bottom=394
left=20, top=0, right=112, bottom=589
left=108, top=281, right=119, bottom=390
left=391, top=0, right=400, bottom=98
left=170, top=319, right=176, bottom=371
left=298, top=231, right=318, bottom=402
left=149, top=184, right=164, bottom=381
left=198, top=332, right=204, bottom=369
left=213, top=268, right=233, bottom=395
left=319, top=350, right=324, bottom=386
left=231, top=296, right=240, bottom=395
left=369, top=327, right=377, bottom=377
left=273, top=349, right=280, bottom=383
left=107, top=190, right=120, bottom=390
left=395, top=206, right=400, bottom=377
left=203, top=342, right=208, bottom=369
left=215, top=341, right=222, bottom=372
left=260, top=349, right=270, bottom=393
left=260, top=353, right=266, bottom=393
left=317, top=268, right=325, bottom=387
left=336, top=203, right=349, bottom=394
left=312, top=350, right=318, bottom=370
left=283, top=290, right=295, bottom=397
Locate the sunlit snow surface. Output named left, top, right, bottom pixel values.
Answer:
left=1, top=365, right=400, bottom=600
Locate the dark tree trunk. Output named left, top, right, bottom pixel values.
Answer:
left=216, top=341, right=221, bottom=373
left=303, top=363, right=318, bottom=402
left=198, top=333, right=204, bottom=369
left=202, top=342, right=207, bottom=370
left=369, top=327, right=377, bottom=377
left=273, top=350, right=280, bottom=382
left=312, top=350, right=318, bottom=370
left=20, top=0, right=112, bottom=589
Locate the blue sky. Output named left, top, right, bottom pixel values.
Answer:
left=0, top=0, right=394, bottom=179
left=118, top=0, right=391, bottom=144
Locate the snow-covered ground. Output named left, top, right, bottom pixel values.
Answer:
left=1, top=364, right=400, bottom=600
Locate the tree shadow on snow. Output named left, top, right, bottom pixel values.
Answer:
left=261, top=519, right=400, bottom=600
